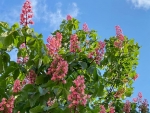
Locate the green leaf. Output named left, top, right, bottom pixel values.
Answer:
left=97, top=68, right=101, bottom=76
left=29, top=93, right=40, bottom=107
left=38, top=34, right=43, bottom=38
left=93, top=67, right=98, bottom=81
left=38, top=86, right=44, bottom=96
left=0, top=42, right=3, bottom=48
left=42, top=56, right=50, bottom=64
left=62, top=88, right=69, bottom=98
left=124, top=44, right=128, bottom=53
left=4, top=33, right=14, bottom=47
left=97, top=83, right=104, bottom=96
left=49, top=102, right=58, bottom=109
left=0, top=56, right=3, bottom=73
left=27, top=38, right=36, bottom=45
left=11, top=23, right=19, bottom=29
left=38, top=59, right=42, bottom=68
left=125, top=88, right=133, bottom=97
left=30, top=105, right=43, bottom=113
left=2, top=65, right=17, bottom=78
left=13, top=68, right=19, bottom=80
left=87, top=66, right=95, bottom=75
left=0, top=21, right=9, bottom=30
left=53, top=87, right=62, bottom=96
left=22, top=84, right=34, bottom=92
left=38, top=86, right=48, bottom=96
left=35, top=75, right=44, bottom=84
left=78, top=61, right=87, bottom=69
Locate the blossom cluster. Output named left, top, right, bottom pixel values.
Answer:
left=13, top=79, right=21, bottom=93
left=22, top=70, right=37, bottom=86
left=70, top=34, right=80, bottom=53
left=20, top=0, right=34, bottom=26
left=114, top=88, right=125, bottom=98
left=68, top=76, right=90, bottom=109
left=123, top=100, right=131, bottom=113
left=114, top=25, right=124, bottom=48
left=19, top=43, right=26, bottom=49
left=88, top=41, right=105, bottom=64
left=0, top=96, right=15, bottom=113
left=47, top=56, right=68, bottom=83
left=46, top=32, right=62, bottom=56
left=109, top=106, right=115, bottom=113
left=99, top=104, right=115, bottom=113
left=99, top=105, right=106, bottom=113
left=13, top=70, right=37, bottom=93
left=47, top=98, right=56, bottom=107
left=17, top=43, right=29, bottom=64
left=122, top=92, right=149, bottom=113
left=83, top=23, right=89, bottom=32
left=17, top=56, right=29, bottom=64
left=133, top=73, right=139, bottom=81
left=67, top=15, right=72, bottom=21
left=133, top=92, right=149, bottom=112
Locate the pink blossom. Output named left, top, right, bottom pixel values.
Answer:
left=138, top=99, right=149, bottom=112
left=19, top=43, right=26, bottom=49
left=138, top=92, right=142, bottom=99
left=47, top=98, right=55, bottom=107
left=17, top=56, right=29, bottom=64
left=47, top=56, right=68, bottom=83
left=142, top=99, right=148, bottom=107
left=46, top=32, right=62, bottom=56
left=0, top=103, right=4, bottom=111
left=20, top=0, right=34, bottom=26
left=68, top=76, right=90, bottom=109
left=70, top=34, right=80, bottom=53
left=123, top=100, right=131, bottom=113
left=99, top=105, right=106, bottom=113
left=67, top=15, right=72, bottom=20
left=109, top=107, right=115, bottom=113
left=22, top=70, right=37, bottom=87
left=13, top=79, right=21, bottom=93
left=88, top=52, right=95, bottom=59
left=133, top=74, right=138, bottom=81
left=0, top=96, right=15, bottom=113
left=17, top=57, right=22, bottom=64
left=56, top=32, right=62, bottom=48
left=133, top=93, right=149, bottom=112
left=115, top=25, right=124, bottom=41
left=114, top=25, right=124, bottom=48
left=83, top=23, right=89, bottom=32
left=114, top=40, right=122, bottom=48
left=109, top=104, right=115, bottom=113
left=133, top=97, right=138, bottom=103
left=88, top=41, right=105, bottom=64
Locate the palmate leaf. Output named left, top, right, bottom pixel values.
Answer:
left=30, top=105, right=44, bottom=113
left=0, top=21, right=10, bottom=30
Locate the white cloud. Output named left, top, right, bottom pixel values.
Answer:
left=30, top=0, right=79, bottom=30
left=128, top=0, right=150, bottom=9
left=48, top=2, right=79, bottom=30
left=68, top=3, right=79, bottom=17
left=0, top=8, right=20, bottom=25
left=0, top=0, right=79, bottom=30
left=30, top=0, right=38, bottom=18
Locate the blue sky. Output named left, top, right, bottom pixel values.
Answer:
left=0, top=0, right=150, bottom=104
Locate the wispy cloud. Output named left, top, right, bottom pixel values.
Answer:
left=127, top=0, right=150, bottom=9
left=0, top=8, right=20, bottom=25
left=30, top=0, right=79, bottom=30
left=0, top=0, right=79, bottom=30
left=49, top=2, right=79, bottom=30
